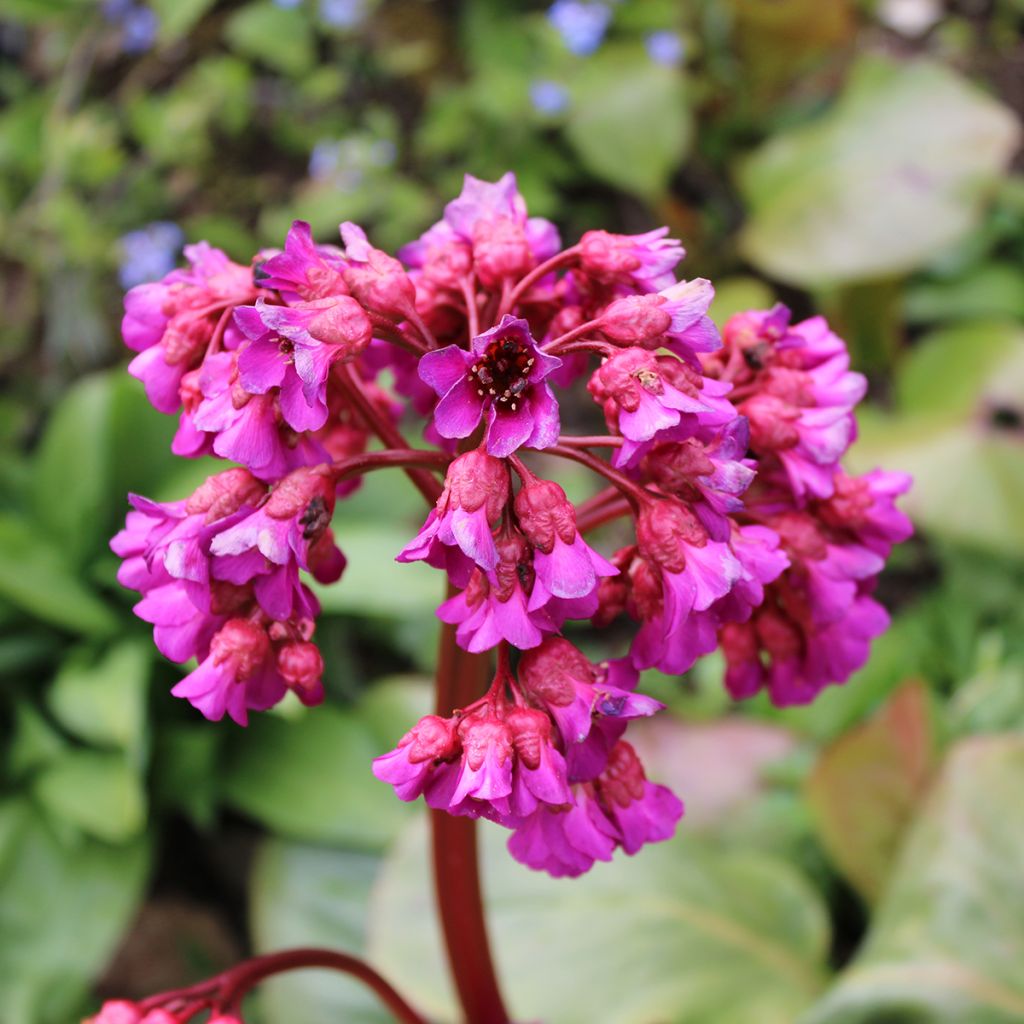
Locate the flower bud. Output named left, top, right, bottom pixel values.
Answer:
left=635, top=500, right=708, bottom=574
left=513, top=478, right=577, bottom=553
left=598, top=294, right=672, bottom=345
left=185, top=468, right=265, bottom=521
left=276, top=641, right=325, bottom=704
left=210, top=619, right=271, bottom=680
left=341, top=223, right=417, bottom=320
left=472, top=216, right=532, bottom=287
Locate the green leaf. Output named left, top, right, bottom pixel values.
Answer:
left=250, top=840, right=391, bottom=1024
left=149, top=0, right=217, bottom=41
left=368, top=817, right=831, bottom=1023
left=30, top=372, right=113, bottom=566
left=47, top=640, right=150, bottom=752
left=9, top=704, right=66, bottom=779
left=312, top=523, right=441, bottom=618
left=905, top=263, right=1024, bottom=326
left=738, top=56, right=1020, bottom=285
left=0, top=799, right=150, bottom=1024
left=850, top=321, right=1024, bottom=555
left=225, top=1, right=316, bottom=77
left=33, top=750, right=146, bottom=843
left=0, top=515, right=118, bottom=636
left=566, top=44, right=691, bottom=199
left=222, top=686, right=418, bottom=849
left=803, top=735, right=1024, bottom=1023
left=805, top=682, right=936, bottom=903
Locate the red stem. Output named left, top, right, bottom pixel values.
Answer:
left=548, top=443, right=649, bottom=505
left=556, top=434, right=623, bottom=449
left=432, top=612, right=511, bottom=1024
left=577, top=498, right=632, bottom=534
left=499, top=244, right=580, bottom=317
left=336, top=363, right=443, bottom=504
left=332, top=448, right=451, bottom=483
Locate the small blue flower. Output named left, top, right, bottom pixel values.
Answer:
left=530, top=80, right=569, bottom=116
left=309, top=141, right=341, bottom=181
left=119, top=222, right=185, bottom=290
left=547, top=0, right=611, bottom=56
left=645, top=30, right=685, bottom=67
left=102, top=0, right=159, bottom=55
left=319, top=0, right=366, bottom=29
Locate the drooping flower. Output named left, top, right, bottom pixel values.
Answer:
left=254, top=220, right=348, bottom=301
left=398, top=449, right=510, bottom=583
left=577, top=227, right=684, bottom=291
left=419, top=315, right=562, bottom=458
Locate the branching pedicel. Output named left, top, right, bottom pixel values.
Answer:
left=101, top=173, right=911, bottom=1023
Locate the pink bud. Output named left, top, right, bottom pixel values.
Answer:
left=304, top=295, right=373, bottom=353
left=472, top=216, right=532, bottom=287
left=86, top=1001, right=142, bottom=1024
left=139, top=1011, right=179, bottom=1024
left=599, top=295, right=672, bottom=345
left=635, top=500, right=707, bottom=573
left=401, top=714, right=461, bottom=763
left=341, top=223, right=417, bottom=320
left=505, top=706, right=553, bottom=770
left=445, top=450, right=510, bottom=520
left=513, top=479, right=577, bottom=553
left=186, top=468, right=266, bottom=521
left=458, top=714, right=513, bottom=773
left=210, top=619, right=270, bottom=680
left=597, top=740, right=647, bottom=807
left=740, top=394, right=800, bottom=452
left=519, top=637, right=594, bottom=707
left=579, top=230, right=643, bottom=279
left=276, top=641, right=324, bottom=703
left=265, top=465, right=335, bottom=522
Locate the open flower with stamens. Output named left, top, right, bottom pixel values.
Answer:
left=419, top=315, right=562, bottom=457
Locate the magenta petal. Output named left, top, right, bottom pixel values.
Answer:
left=418, top=345, right=473, bottom=395
left=434, top=381, right=484, bottom=439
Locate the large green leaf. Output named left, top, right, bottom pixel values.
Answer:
left=32, top=749, right=146, bottom=843
left=803, top=735, right=1024, bottom=1023
left=566, top=44, right=691, bottom=199
left=250, top=840, right=391, bottom=1024
left=222, top=680, right=427, bottom=849
left=805, top=682, right=936, bottom=903
left=368, top=817, right=831, bottom=1024
left=225, top=1, right=316, bottom=77
left=850, top=321, right=1024, bottom=555
left=30, top=372, right=113, bottom=567
left=47, top=639, right=150, bottom=752
left=0, top=515, right=118, bottom=636
left=0, top=799, right=150, bottom=1024
left=738, top=56, right=1020, bottom=285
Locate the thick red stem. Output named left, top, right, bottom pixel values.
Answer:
left=431, top=612, right=511, bottom=1024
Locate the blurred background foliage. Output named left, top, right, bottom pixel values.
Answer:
left=0, top=0, right=1023, bottom=1021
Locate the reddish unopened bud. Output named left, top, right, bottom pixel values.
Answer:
left=599, top=294, right=672, bottom=345
left=597, top=740, right=647, bottom=807
left=818, top=473, right=872, bottom=531
left=588, top=347, right=663, bottom=414
left=186, top=467, right=265, bottom=521
left=513, top=479, right=577, bottom=553
left=423, top=239, right=474, bottom=289
left=341, top=223, right=417, bottom=320
left=635, top=500, right=708, bottom=573
left=210, top=619, right=270, bottom=679
left=721, top=620, right=759, bottom=665
left=492, top=531, right=533, bottom=602
left=579, top=230, right=643, bottom=278
left=139, top=1011, right=178, bottom=1024
left=401, top=714, right=460, bottom=763
left=458, top=714, right=513, bottom=772
left=85, top=1001, right=142, bottom=1024
left=519, top=637, right=594, bottom=707
left=445, top=450, right=510, bottom=519
left=594, top=572, right=629, bottom=628
left=628, top=556, right=663, bottom=620
left=472, top=216, right=532, bottom=287
left=505, top=706, right=553, bottom=770
left=740, top=394, right=800, bottom=452
left=304, top=295, right=373, bottom=353
left=266, top=465, right=335, bottom=523
left=641, top=439, right=716, bottom=495
left=209, top=580, right=254, bottom=617
left=276, top=641, right=324, bottom=703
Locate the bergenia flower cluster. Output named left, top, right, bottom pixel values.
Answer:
left=112, top=172, right=910, bottom=878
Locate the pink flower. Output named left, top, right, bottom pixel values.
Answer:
left=124, top=243, right=256, bottom=414
left=255, top=220, right=348, bottom=301
left=85, top=1000, right=142, bottom=1024
left=398, top=449, right=510, bottom=583
left=340, top=223, right=418, bottom=322
left=513, top=476, right=617, bottom=600
left=419, top=315, right=562, bottom=458
left=578, top=227, right=685, bottom=291
left=518, top=638, right=662, bottom=748
left=588, top=348, right=736, bottom=468
left=234, top=296, right=372, bottom=432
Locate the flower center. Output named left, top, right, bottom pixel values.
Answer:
left=468, top=334, right=535, bottom=411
